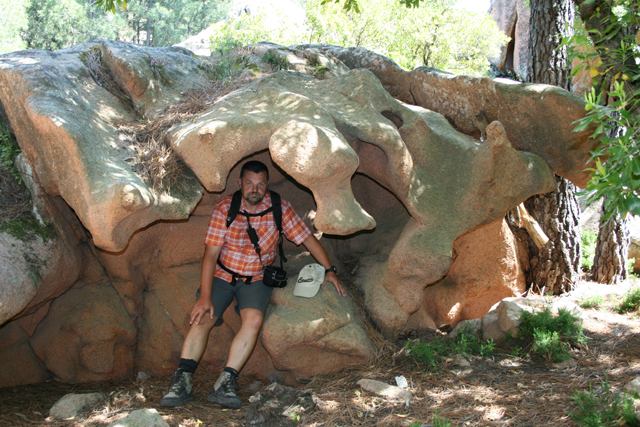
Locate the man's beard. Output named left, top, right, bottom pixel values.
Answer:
left=244, top=192, right=264, bottom=206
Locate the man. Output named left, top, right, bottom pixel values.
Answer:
left=161, top=160, right=346, bottom=409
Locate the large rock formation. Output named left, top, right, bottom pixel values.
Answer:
left=0, top=40, right=600, bottom=386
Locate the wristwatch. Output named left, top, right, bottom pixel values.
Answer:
left=325, top=266, right=337, bottom=274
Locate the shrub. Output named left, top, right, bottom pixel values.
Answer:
left=570, top=377, right=637, bottom=427
left=405, top=326, right=495, bottom=370
left=581, top=230, right=598, bottom=271
left=519, top=308, right=586, bottom=362
left=578, top=295, right=605, bottom=309
left=616, top=287, right=640, bottom=314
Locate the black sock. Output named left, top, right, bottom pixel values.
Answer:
left=223, top=366, right=239, bottom=379
left=178, top=358, right=198, bottom=374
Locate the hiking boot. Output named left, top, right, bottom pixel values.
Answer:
left=207, top=370, right=241, bottom=408
left=161, top=369, right=194, bottom=407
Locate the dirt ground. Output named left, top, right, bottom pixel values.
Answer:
left=1, top=278, right=639, bottom=427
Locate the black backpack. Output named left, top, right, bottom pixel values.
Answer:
left=217, top=190, right=288, bottom=287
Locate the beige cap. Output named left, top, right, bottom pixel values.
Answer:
left=293, top=263, right=326, bottom=298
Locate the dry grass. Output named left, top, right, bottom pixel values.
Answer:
left=117, top=75, right=255, bottom=193
left=83, top=45, right=259, bottom=194
left=1, top=280, right=639, bottom=426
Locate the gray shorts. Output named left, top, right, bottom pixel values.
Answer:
left=197, top=277, right=273, bottom=326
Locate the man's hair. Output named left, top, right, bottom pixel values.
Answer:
left=240, top=160, right=269, bottom=180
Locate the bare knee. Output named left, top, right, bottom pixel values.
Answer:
left=240, top=309, right=264, bottom=332
left=189, top=315, right=218, bottom=333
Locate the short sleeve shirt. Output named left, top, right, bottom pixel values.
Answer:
left=205, top=191, right=312, bottom=281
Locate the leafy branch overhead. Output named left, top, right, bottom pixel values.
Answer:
left=321, top=0, right=423, bottom=12
left=93, top=0, right=127, bottom=13
left=567, top=0, right=640, bottom=219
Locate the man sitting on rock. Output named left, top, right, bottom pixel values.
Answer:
left=161, top=160, right=346, bottom=409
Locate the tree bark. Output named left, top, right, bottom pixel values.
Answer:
left=523, top=0, right=580, bottom=295
left=591, top=119, right=631, bottom=285
left=524, top=175, right=582, bottom=295
left=592, top=211, right=630, bottom=284
left=527, top=0, right=573, bottom=90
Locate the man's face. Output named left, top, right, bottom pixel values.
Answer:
left=238, top=171, right=269, bottom=206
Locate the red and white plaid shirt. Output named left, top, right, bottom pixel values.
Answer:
left=205, top=191, right=312, bottom=281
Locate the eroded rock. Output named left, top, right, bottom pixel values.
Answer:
left=319, top=45, right=598, bottom=188
left=262, top=256, right=375, bottom=381
left=30, top=280, right=136, bottom=383
left=0, top=41, right=205, bottom=252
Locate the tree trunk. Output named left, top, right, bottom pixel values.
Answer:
left=524, top=175, right=582, bottom=295
left=527, top=0, right=573, bottom=89
left=523, top=0, right=580, bottom=295
left=592, top=211, right=630, bottom=284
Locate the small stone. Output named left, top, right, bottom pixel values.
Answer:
left=448, top=319, right=481, bottom=340
left=248, top=381, right=263, bottom=391
left=482, top=312, right=505, bottom=342
left=357, top=379, right=412, bottom=401
left=49, top=392, right=105, bottom=419
left=625, top=376, right=640, bottom=395
left=497, top=300, right=524, bottom=336
left=552, top=358, right=577, bottom=370
left=107, top=408, right=169, bottom=427
left=136, top=371, right=150, bottom=382
left=453, top=355, right=471, bottom=368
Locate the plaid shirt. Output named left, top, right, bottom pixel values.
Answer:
left=205, top=191, right=312, bottom=281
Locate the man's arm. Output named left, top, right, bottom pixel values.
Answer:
left=302, top=234, right=347, bottom=297
left=191, top=244, right=223, bottom=325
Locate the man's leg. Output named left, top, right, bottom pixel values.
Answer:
left=207, top=308, right=264, bottom=409
left=162, top=277, right=237, bottom=407
left=227, top=308, right=264, bottom=371
left=208, top=276, right=272, bottom=409
left=181, top=314, right=219, bottom=362
left=161, top=315, right=218, bottom=407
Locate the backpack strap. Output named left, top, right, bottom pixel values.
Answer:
left=269, top=190, right=282, bottom=232
left=267, top=190, right=287, bottom=263
left=225, top=190, right=242, bottom=228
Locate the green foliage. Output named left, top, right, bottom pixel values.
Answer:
left=615, top=286, right=640, bottom=313
left=518, top=308, right=586, bottom=362
left=626, top=257, right=638, bottom=277
left=262, top=54, right=289, bottom=72
left=564, top=2, right=640, bottom=221
left=581, top=230, right=598, bottom=270
left=210, top=0, right=507, bottom=76
left=209, top=7, right=303, bottom=56
left=21, top=0, right=233, bottom=51
left=308, top=0, right=508, bottom=75
left=578, top=295, right=605, bottom=309
left=0, top=124, right=22, bottom=182
left=407, top=409, right=451, bottom=427
left=0, top=0, right=29, bottom=54
left=321, top=0, right=423, bottom=12
left=570, top=377, right=637, bottom=427
left=433, top=409, right=452, bottom=427
left=0, top=215, right=55, bottom=242
left=405, top=326, right=495, bottom=371
left=93, top=0, right=127, bottom=13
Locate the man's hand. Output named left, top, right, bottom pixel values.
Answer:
left=323, top=271, right=347, bottom=297
left=190, top=296, right=214, bottom=325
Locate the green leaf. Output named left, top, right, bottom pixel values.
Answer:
left=633, top=157, right=640, bottom=176
left=629, top=196, right=640, bottom=216
left=596, top=158, right=606, bottom=177
left=573, top=116, right=595, bottom=133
